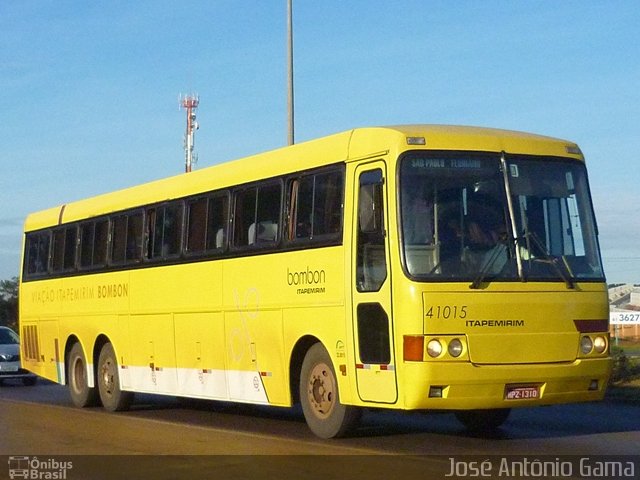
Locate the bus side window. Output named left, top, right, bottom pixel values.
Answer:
left=51, top=229, right=66, bottom=273
left=110, top=215, right=127, bottom=264
left=111, top=212, right=143, bottom=264
left=254, top=183, right=281, bottom=244
left=146, top=203, right=183, bottom=260
left=205, top=194, right=229, bottom=251
left=186, top=193, right=228, bottom=253
left=126, top=212, right=143, bottom=263
left=79, top=219, right=109, bottom=269
left=186, top=197, right=207, bottom=254
left=233, top=187, right=257, bottom=247
left=62, top=227, right=77, bottom=272
left=315, top=170, right=343, bottom=236
left=25, top=231, right=51, bottom=276
left=79, top=223, right=95, bottom=268
left=292, top=176, right=313, bottom=239
left=286, top=168, right=343, bottom=242
left=233, top=182, right=280, bottom=248
left=162, top=202, right=183, bottom=257
left=93, top=220, right=109, bottom=266
left=50, top=226, right=79, bottom=273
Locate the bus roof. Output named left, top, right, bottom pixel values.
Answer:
left=24, top=125, right=582, bottom=232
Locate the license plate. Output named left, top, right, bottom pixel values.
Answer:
left=0, top=365, right=19, bottom=373
left=505, top=385, right=539, bottom=400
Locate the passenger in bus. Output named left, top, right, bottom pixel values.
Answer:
left=248, top=221, right=278, bottom=244
left=215, top=228, right=225, bottom=249
left=465, top=214, right=510, bottom=275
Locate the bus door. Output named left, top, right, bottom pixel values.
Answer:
left=351, top=163, right=398, bottom=403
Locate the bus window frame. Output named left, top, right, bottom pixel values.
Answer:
left=230, top=179, right=283, bottom=252
left=23, top=230, right=52, bottom=278
left=143, top=200, right=185, bottom=263
left=78, top=218, right=110, bottom=271
left=184, top=191, right=230, bottom=258
left=50, top=225, right=79, bottom=274
left=51, top=228, right=69, bottom=274
left=109, top=209, right=145, bottom=267
left=21, top=163, right=346, bottom=282
left=284, top=165, right=345, bottom=247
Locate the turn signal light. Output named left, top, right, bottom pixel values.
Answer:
left=403, top=335, right=424, bottom=361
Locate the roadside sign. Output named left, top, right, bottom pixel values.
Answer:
left=610, top=311, right=640, bottom=325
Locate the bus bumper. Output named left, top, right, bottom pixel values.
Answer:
left=400, top=357, right=612, bottom=410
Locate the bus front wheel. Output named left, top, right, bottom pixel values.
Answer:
left=68, top=342, right=98, bottom=408
left=455, top=408, right=511, bottom=432
left=97, top=343, right=133, bottom=412
left=299, top=343, right=360, bottom=438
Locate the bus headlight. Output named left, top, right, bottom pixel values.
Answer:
left=580, top=336, right=593, bottom=355
left=448, top=339, right=463, bottom=358
left=427, top=339, right=443, bottom=358
left=593, top=336, right=607, bottom=354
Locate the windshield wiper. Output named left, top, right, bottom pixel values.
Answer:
left=522, top=230, right=575, bottom=289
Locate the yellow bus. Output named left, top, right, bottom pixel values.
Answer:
left=19, top=125, right=611, bottom=438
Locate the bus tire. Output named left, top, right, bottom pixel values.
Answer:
left=68, top=342, right=98, bottom=408
left=455, top=408, right=511, bottom=432
left=22, top=376, right=37, bottom=386
left=97, top=342, right=133, bottom=412
left=299, top=343, right=360, bottom=438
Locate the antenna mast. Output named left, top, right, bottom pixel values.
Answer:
left=181, top=94, right=200, bottom=173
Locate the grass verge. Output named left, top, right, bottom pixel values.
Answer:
left=606, top=345, right=640, bottom=405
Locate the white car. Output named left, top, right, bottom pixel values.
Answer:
left=0, top=326, right=37, bottom=386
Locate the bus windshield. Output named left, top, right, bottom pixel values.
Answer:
left=399, top=152, right=604, bottom=283
left=507, top=155, right=604, bottom=282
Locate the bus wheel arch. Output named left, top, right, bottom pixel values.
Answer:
left=66, top=338, right=99, bottom=408
left=289, top=335, right=320, bottom=405
left=298, top=342, right=361, bottom=438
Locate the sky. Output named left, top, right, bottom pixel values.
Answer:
left=1, top=1, right=639, bottom=283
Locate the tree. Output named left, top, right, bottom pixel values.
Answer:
left=0, top=277, right=19, bottom=331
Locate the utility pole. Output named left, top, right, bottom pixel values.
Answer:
left=287, top=0, right=295, bottom=145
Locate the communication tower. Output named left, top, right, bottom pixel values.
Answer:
left=181, top=94, right=200, bottom=173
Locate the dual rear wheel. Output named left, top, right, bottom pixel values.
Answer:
left=68, top=339, right=358, bottom=438
left=67, top=341, right=132, bottom=411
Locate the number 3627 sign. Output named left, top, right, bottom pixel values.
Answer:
left=610, top=311, right=640, bottom=325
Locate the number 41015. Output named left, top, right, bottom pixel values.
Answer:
left=425, top=305, right=468, bottom=320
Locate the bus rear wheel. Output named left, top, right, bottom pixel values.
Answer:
left=97, top=343, right=133, bottom=412
left=299, top=343, right=360, bottom=438
left=455, top=408, right=511, bottom=432
left=68, top=342, right=98, bottom=408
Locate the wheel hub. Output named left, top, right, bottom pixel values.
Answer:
left=72, top=358, right=86, bottom=393
left=100, top=360, right=115, bottom=396
left=308, top=362, right=335, bottom=418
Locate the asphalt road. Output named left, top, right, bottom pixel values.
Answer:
left=1, top=380, right=638, bottom=479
